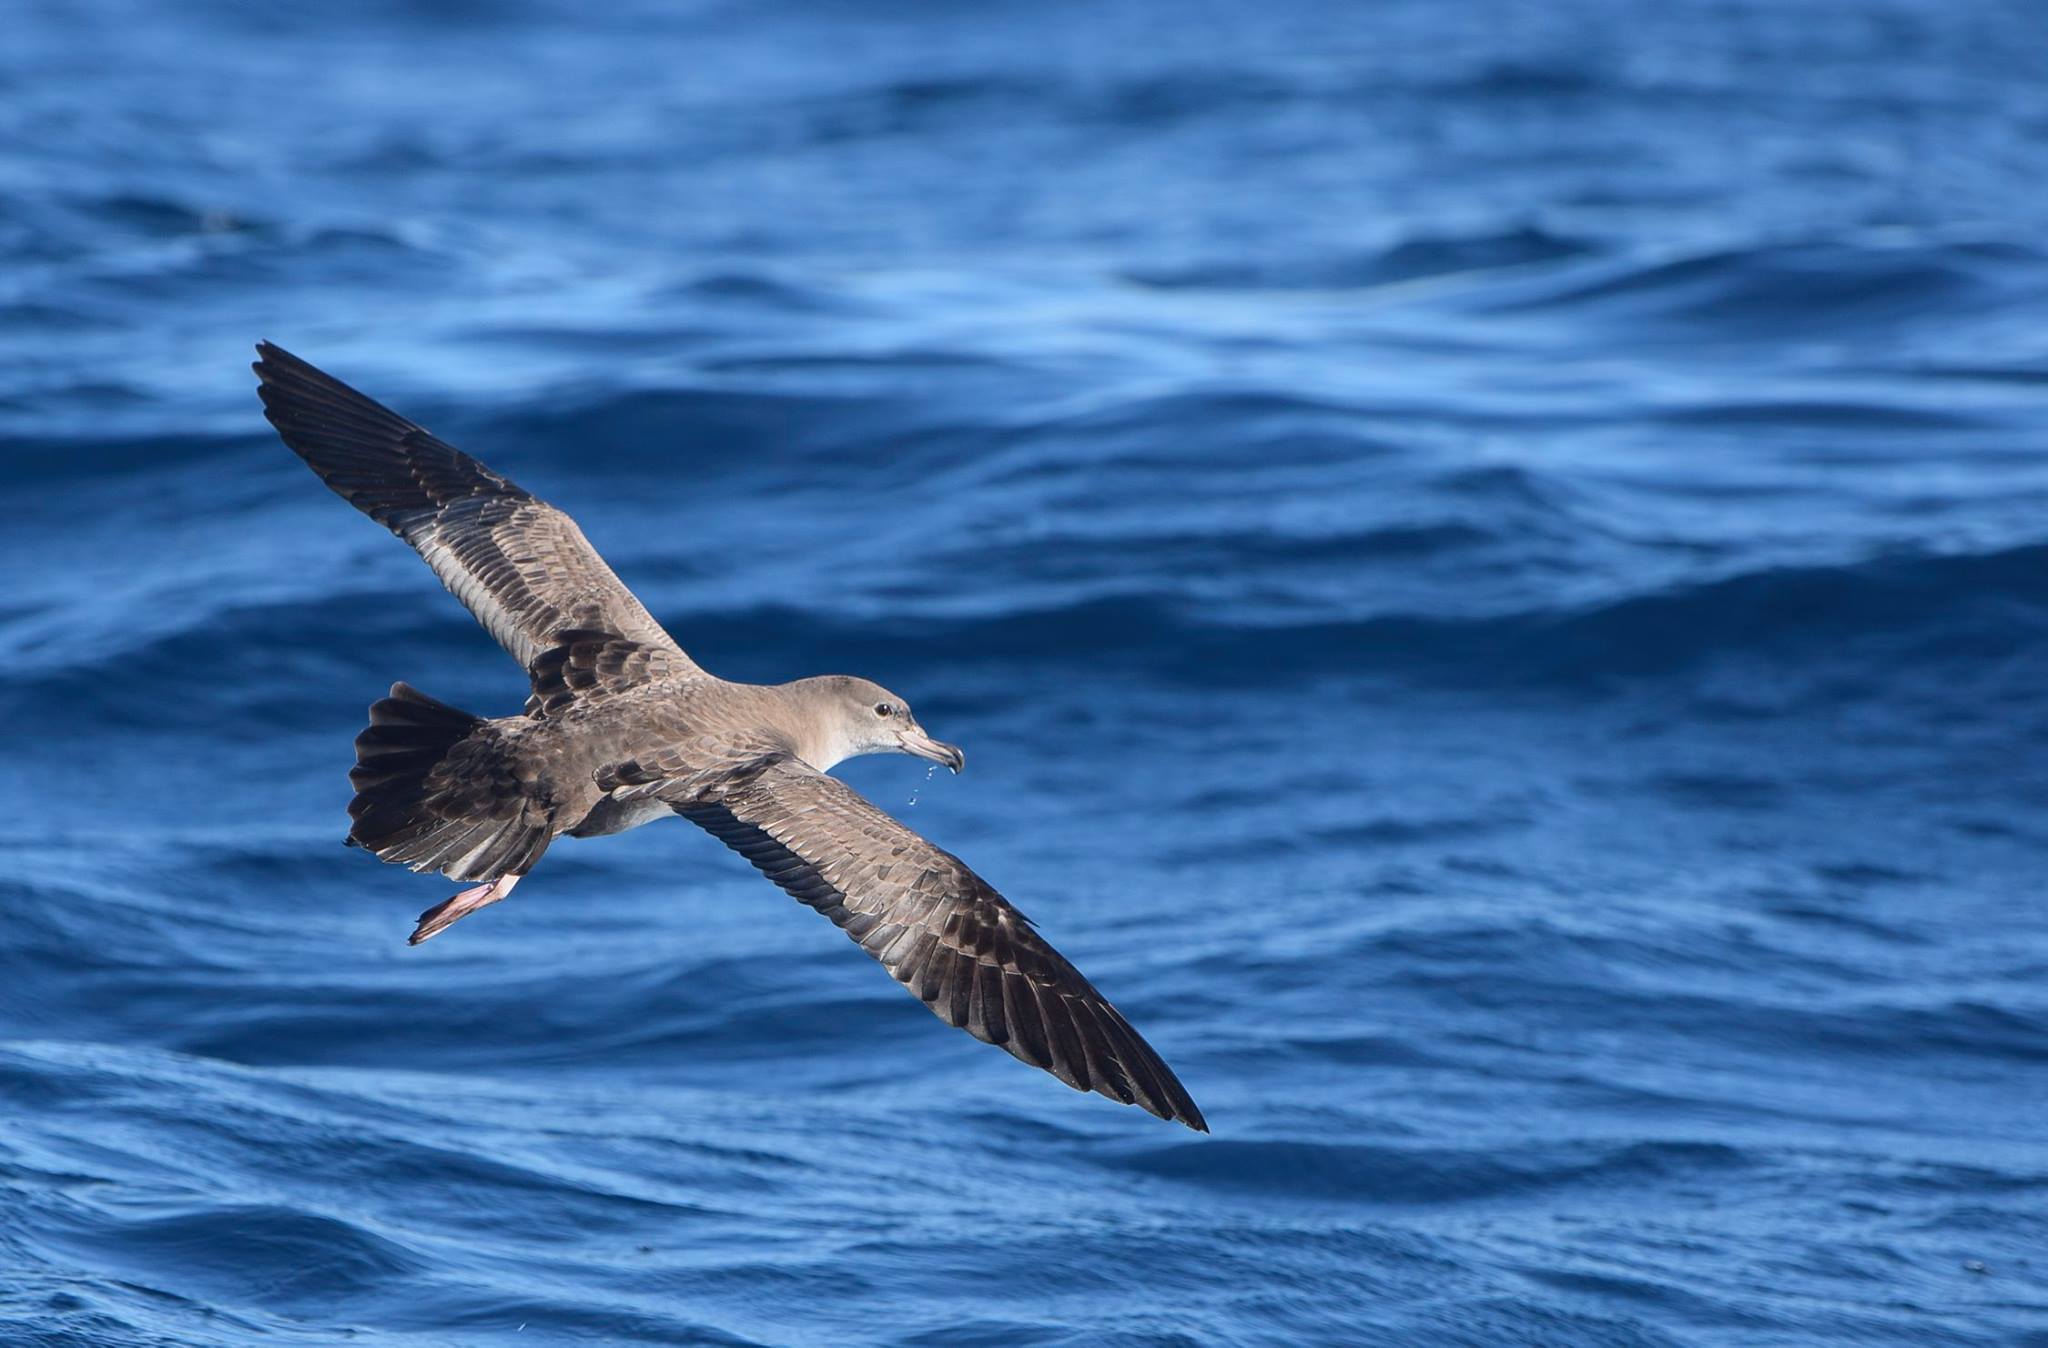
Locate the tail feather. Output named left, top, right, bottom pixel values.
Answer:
left=347, top=683, right=552, bottom=882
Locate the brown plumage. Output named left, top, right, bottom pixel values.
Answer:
left=253, top=341, right=1206, bottom=1132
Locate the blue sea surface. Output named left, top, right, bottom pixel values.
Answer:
left=5, top=1, right=2048, bottom=1344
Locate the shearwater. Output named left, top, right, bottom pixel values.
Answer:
left=254, top=342, right=1205, bottom=1130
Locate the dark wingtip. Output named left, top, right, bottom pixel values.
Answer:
left=252, top=341, right=281, bottom=389
left=1151, top=1086, right=1207, bottom=1132
left=251, top=339, right=299, bottom=383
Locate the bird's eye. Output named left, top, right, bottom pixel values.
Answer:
left=874, top=702, right=894, bottom=718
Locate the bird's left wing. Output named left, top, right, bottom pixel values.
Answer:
left=671, top=755, right=1206, bottom=1130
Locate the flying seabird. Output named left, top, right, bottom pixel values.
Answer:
left=252, top=342, right=1205, bottom=1131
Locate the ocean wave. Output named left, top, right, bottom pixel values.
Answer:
left=695, top=540, right=2048, bottom=688
left=11, top=542, right=2048, bottom=707
left=1124, top=225, right=1599, bottom=292
left=1105, top=1137, right=1751, bottom=1203
left=1478, top=237, right=2045, bottom=337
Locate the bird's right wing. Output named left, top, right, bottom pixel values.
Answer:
left=253, top=342, right=703, bottom=696
left=672, top=754, right=1207, bottom=1130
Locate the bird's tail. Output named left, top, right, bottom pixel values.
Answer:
left=346, top=683, right=552, bottom=881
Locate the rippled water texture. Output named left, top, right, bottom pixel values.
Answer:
left=5, top=2, right=2048, bottom=1344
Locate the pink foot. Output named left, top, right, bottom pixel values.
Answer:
left=409, top=872, right=523, bottom=945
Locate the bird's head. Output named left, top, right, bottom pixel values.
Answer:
left=786, top=675, right=965, bottom=774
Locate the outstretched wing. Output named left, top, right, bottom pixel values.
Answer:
left=253, top=342, right=702, bottom=691
left=676, top=755, right=1207, bottom=1130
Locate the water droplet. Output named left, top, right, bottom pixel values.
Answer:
left=907, top=762, right=938, bottom=808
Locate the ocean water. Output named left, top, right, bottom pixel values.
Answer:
left=4, top=1, right=2048, bottom=1343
